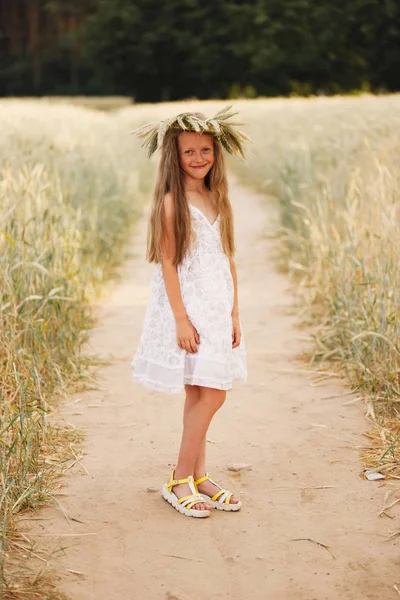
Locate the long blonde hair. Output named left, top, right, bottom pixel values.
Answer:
left=147, top=117, right=235, bottom=266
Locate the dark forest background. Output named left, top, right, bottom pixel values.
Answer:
left=1, top=0, right=399, bottom=102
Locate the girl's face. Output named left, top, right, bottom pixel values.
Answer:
left=178, top=132, right=215, bottom=180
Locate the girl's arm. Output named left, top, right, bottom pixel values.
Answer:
left=160, top=193, right=199, bottom=354
left=229, top=256, right=242, bottom=349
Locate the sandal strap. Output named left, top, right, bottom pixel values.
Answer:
left=217, top=490, right=232, bottom=504
left=177, top=493, right=200, bottom=505
left=170, top=477, right=190, bottom=486
left=223, top=492, right=233, bottom=505
left=211, top=489, right=225, bottom=502
left=166, top=470, right=191, bottom=492
left=179, top=494, right=208, bottom=509
left=194, top=474, right=210, bottom=486
left=193, top=472, right=237, bottom=505
left=167, top=470, right=209, bottom=509
left=186, top=498, right=208, bottom=510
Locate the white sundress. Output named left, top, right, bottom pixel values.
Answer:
left=131, top=204, right=247, bottom=394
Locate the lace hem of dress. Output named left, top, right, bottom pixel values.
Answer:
left=133, top=372, right=247, bottom=395
left=132, top=353, right=247, bottom=395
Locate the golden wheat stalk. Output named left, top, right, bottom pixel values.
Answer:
left=130, top=105, right=250, bottom=158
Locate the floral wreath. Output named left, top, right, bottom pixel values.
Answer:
left=131, top=105, right=249, bottom=159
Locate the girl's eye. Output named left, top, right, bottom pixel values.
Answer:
left=202, top=148, right=211, bottom=153
left=184, top=150, right=193, bottom=155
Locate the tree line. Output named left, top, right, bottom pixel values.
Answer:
left=1, top=0, right=399, bottom=101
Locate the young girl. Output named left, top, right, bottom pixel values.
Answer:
left=131, top=107, right=248, bottom=518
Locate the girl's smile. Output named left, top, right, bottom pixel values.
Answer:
left=178, top=131, right=215, bottom=179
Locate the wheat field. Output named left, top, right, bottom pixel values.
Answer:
left=0, top=100, right=156, bottom=596
left=1, top=95, right=399, bottom=596
left=231, top=94, right=400, bottom=474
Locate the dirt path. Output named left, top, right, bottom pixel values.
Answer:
left=24, top=178, right=398, bottom=600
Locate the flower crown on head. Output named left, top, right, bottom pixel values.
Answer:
left=130, top=105, right=250, bottom=159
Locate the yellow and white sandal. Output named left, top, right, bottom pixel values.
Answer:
left=162, top=471, right=211, bottom=518
left=194, top=473, right=242, bottom=512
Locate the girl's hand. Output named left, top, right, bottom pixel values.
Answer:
left=232, top=314, right=241, bottom=349
left=176, top=316, right=200, bottom=353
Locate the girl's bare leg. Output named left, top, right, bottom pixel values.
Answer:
left=173, top=385, right=225, bottom=510
left=183, top=387, right=207, bottom=486
left=191, top=390, right=240, bottom=505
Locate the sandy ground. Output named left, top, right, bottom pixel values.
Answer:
left=22, top=178, right=399, bottom=600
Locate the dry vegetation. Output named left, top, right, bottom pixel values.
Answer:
left=1, top=95, right=399, bottom=596
left=230, top=94, right=400, bottom=478
left=0, top=100, right=154, bottom=597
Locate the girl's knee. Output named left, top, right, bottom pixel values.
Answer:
left=201, top=388, right=226, bottom=411
left=185, top=384, right=201, bottom=402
